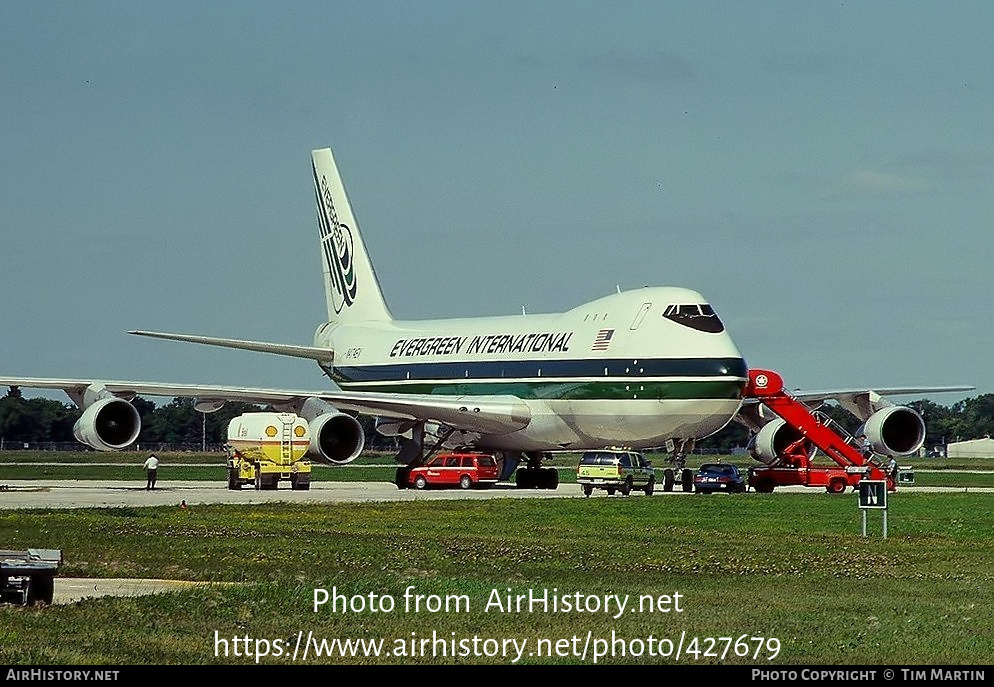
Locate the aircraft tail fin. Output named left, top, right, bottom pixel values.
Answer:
left=311, top=148, right=393, bottom=323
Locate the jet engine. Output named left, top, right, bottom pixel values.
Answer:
left=72, top=397, right=141, bottom=451
left=307, top=412, right=365, bottom=464
left=747, top=418, right=804, bottom=466
left=293, top=397, right=365, bottom=464
left=748, top=404, right=926, bottom=466
left=859, top=405, right=925, bottom=457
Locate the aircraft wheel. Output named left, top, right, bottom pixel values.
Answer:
left=663, top=469, right=674, bottom=492
left=545, top=468, right=559, bottom=490
left=515, top=469, right=533, bottom=489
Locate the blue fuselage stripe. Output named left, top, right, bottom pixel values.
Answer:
left=332, top=357, right=748, bottom=383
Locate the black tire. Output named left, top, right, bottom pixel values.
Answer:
left=582, top=484, right=593, bottom=497
left=754, top=480, right=775, bottom=494
left=535, top=469, right=548, bottom=489
left=681, top=469, right=694, bottom=492
left=545, top=468, right=559, bottom=490
left=227, top=469, right=240, bottom=490
left=459, top=474, right=472, bottom=490
left=827, top=478, right=847, bottom=494
left=27, top=575, right=54, bottom=606
left=621, top=477, right=633, bottom=496
left=663, top=469, right=674, bottom=492
left=414, top=475, right=428, bottom=490
left=395, top=467, right=410, bottom=490
left=515, top=469, right=533, bottom=489
left=644, top=477, right=655, bottom=496
left=606, top=487, right=616, bottom=496
left=254, top=470, right=262, bottom=491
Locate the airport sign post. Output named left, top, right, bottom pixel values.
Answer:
left=858, top=480, right=888, bottom=538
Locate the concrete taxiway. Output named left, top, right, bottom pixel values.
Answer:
left=0, top=479, right=582, bottom=510
left=0, top=478, right=986, bottom=511
left=51, top=578, right=214, bottom=605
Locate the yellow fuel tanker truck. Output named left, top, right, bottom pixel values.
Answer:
left=225, top=412, right=313, bottom=490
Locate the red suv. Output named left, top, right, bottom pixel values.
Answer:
left=407, top=452, right=500, bottom=490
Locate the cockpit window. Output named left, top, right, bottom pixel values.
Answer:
left=662, top=303, right=725, bottom=333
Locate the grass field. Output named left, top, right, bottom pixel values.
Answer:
left=1, top=450, right=992, bottom=665
left=1, top=486, right=993, bottom=664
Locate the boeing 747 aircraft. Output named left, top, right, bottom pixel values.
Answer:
left=0, top=148, right=971, bottom=488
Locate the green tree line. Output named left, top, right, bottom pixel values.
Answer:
left=0, top=387, right=394, bottom=450
left=0, top=386, right=990, bottom=452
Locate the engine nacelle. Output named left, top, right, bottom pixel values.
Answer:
left=375, top=416, right=414, bottom=437
left=860, top=405, right=925, bottom=457
left=748, top=418, right=808, bottom=466
left=72, top=397, right=141, bottom=451
left=308, top=412, right=365, bottom=465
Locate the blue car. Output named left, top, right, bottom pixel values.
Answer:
left=693, top=463, right=747, bottom=494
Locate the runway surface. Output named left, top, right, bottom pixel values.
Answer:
left=0, top=478, right=986, bottom=511
left=0, top=479, right=584, bottom=510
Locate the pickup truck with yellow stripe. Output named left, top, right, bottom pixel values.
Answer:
left=576, top=450, right=656, bottom=497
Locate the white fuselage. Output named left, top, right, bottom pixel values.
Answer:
left=314, top=286, right=748, bottom=451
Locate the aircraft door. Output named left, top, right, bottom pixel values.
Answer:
left=629, top=302, right=652, bottom=330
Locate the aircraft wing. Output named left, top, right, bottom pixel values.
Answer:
left=790, top=386, right=974, bottom=406
left=0, top=377, right=532, bottom=436
left=738, top=384, right=973, bottom=427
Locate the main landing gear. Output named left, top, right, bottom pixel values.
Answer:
left=514, top=451, right=559, bottom=489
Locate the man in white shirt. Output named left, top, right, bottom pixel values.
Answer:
left=143, top=454, right=160, bottom=490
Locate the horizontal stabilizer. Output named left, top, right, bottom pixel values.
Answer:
left=128, top=330, right=334, bottom=363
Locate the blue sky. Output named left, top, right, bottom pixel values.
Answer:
left=1, top=2, right=990, bottom=404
